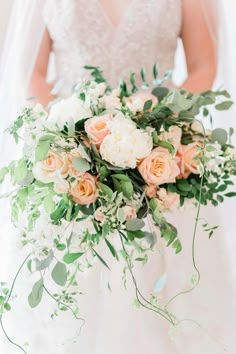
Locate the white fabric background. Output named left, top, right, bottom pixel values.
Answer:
left=0, top=1, right=14, bottom=51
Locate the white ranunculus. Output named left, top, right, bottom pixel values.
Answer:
left=100, top=113, right=153, bottom=168
left=48, top=95, right=92, bottom=130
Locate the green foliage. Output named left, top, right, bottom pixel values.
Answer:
left=211, top=128, right=228, bottom=146
left=63, top=252, right=84, bottom=264
left=72, top=157, right=90, bottom=172
left=28, top=278, right=44, bottom=308
left=126, top=218, right=145, bottom=231
left=35, top=135, right=54, bottom=162
left=0, top=167, right=9, bottom=184
left=51, top=262, right=67, bottom=286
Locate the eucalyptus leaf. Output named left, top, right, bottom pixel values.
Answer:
left=28, top=278, right=44, bottom=308
left=121, top=181, right=133, bottom=199
left=215, top=101, right=234, bottom=111
left=212, top=128, right=228, bottom=145
left=143, top=100, right=153, bottom=111
left=35, top=251, right=54, bottom=271
left=0, top=167, right=9, bottom=184
left=117, top=208, right=126, bottom=223
left=78, top=144, right=91, bottom=162
left=51, top=261, right=67, bottom=286
left=72, top=157, right=90, bottom=172
left=126, top=218, right=145, bottom=231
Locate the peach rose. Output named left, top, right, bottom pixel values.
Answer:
left=54, top=178, right=70, bottom=194
left=159, top=126, right=182, bottom=152
left=94, top=207, right=106, bottom=222
left=32, top=151, right=68, bottom=183
left=85, top=113, right=113, bottom=146
left=66, top=148, right=83, bottom=177
left=122, top=206, right=137, bottom=221
left=138, top=147, right=180, bottom=186
left=144, top=184, right=158, bottom=198
left=156, top=188, right=180, bottom=211
left=125, top=93, right=158, bottom=113
left=178, top=142, right=202, bottom=178
left=70, top=173, right=98, bottom=205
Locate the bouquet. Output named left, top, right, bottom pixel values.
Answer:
left=0, top=65, right=236, bottom=352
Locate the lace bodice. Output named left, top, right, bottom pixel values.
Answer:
left=43, top=0, right=182, bottom=95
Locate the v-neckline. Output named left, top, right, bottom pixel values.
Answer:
left=97, top=0, right=136, bottom=30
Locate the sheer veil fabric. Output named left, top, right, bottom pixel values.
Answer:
left=0, top=1, right=236, bottom=354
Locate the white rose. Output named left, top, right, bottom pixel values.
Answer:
left=99, top=95, right=122, bottom=110
left=88, top=82, right=106, bottom=99
left=48, top=95, right=92, bottom=130
left=100, top=113, right=153, bottom=168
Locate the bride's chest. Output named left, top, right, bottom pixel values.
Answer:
left=43, top=0, right=182, bottom=48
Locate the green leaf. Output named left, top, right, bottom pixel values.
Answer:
left=172, top=239, right=182, bottom=254
left=63, top=252, right=84, bottom=264
left=105, top=238, right=118, bottom=260
left=127, top=230, right=145, bottom=241
left=111, top=174, right=131, bottom=182
left=56, top=243, right=66, bottom=251
left=93, top=249, right=110, bottom=270
left=140, top=67, right=146, bottom=82
left=153, top=63, right=159, bottom=79
left=98, top=182, right=113, bottom=199
left=225, top=192, right=236, bottom=197
left=126, top=218, right=145, bottom=231
left=35, top=251, right=54, bottom=271
left=14, top=159, right=28, bottom=183
left=177, top=179, right=191, bottom=192
left=117, top=208, right=126, bottom=223
left=215, top=101, right=234, bottom=111
left=152, top=87, right=169, bottom=102
left=72, top=157, right=90, bottom=173
left=143, top=99, right=153, bottom=112
left=35, top=136, right=53, bottom=162
left=4, top=303, right=11, bottom=312
left=43, top=193, right=56, bottom=213
left=0, top=167, right=9, bottom=184
left=78, top=144, right=91, bottom=162
left=121, top=181, right=133, bottom=199
left=51, top=262, right=67, bottom=286
left=157, top=140, right=175, bottom=156
left=28, top=278, right=44, bottom=308
left=211, top=128, right=228, bottom=146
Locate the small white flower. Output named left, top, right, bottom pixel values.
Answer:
left=88, top=82, right=106, bottom=99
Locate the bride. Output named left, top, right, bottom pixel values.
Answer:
left=0, top=1, right=236, bottom=353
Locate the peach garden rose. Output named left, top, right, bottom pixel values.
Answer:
left=177, top=142, right=202, bottom=178
left=138, top=147, right=180, bottom=186
left=70, top=173, right=98, bottom=205
left=84, top=113, right=113, bottom=146
left=32, top=151, right=68, bottom=183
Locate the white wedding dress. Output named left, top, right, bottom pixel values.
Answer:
left=1, top=1, right=236, bottom=353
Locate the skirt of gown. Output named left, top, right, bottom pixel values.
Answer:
left=0, top=199, right=236, bottom=354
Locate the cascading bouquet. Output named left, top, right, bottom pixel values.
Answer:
left=0, top=65, right=236, bottom=352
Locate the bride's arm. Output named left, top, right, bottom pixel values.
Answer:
left=28, top=29, right=55, bottom=107
left=181, top=0, right=217, bottom=92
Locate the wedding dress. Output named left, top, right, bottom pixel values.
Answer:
left=1, top=1, right=236, bottom=354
